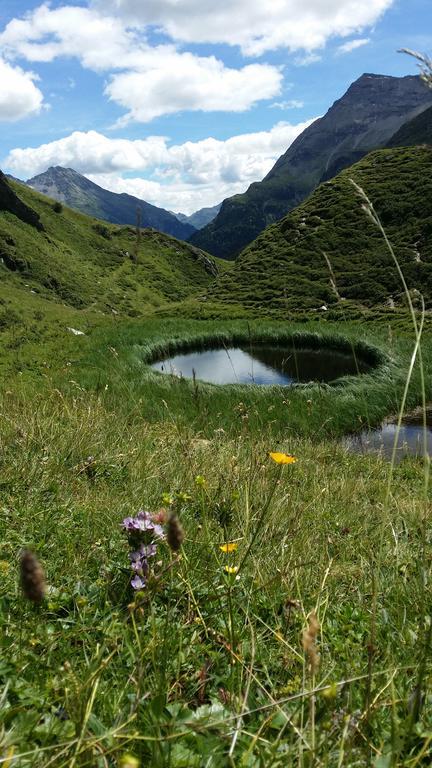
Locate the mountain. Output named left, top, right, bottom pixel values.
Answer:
left=26, top=166, right=196, bottom=240
left=191, top=74, right=432, bottom=259
left=0, top=174, right=218, bottom=318
left=207, top=146, right=432, bottom=311
left=387, top=103, right=432, bottom=147
left=175, top=203, right=222, bottom=230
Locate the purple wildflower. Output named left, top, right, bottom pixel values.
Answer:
left=122, top=510, right=166, bottom=591
left=122, top=511, right=165, bottom=538
left=131, top=574, right=146, bottom=590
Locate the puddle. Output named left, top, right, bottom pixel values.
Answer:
left=343, top=407, right=432, bottom=460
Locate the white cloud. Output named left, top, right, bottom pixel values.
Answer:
left=94, top=0, right=394, bottom=56
left=271, top=100, right=304, bottom=110
left=0, top=57, right=44, bottom=121
left=0, top=4, right=282, bottom=123
left=0, top=4, right=134, bottom=70
left=294, top=53, right=322, bottom=67
left=337, top=38, right=371, bottom=55
left=106, top=56, right=282, bottom=124
left=4, top=120, right=316, bottom=213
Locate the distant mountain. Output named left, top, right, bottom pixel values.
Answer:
left=207, top=146, right=432, bottom=310
left=191, top=74, right=432, bottom=259
left=175, top=203, right=222, bottom=230
left=387, top=103, right=432, bottom=147
left=26, top=166, right=196, bottom=240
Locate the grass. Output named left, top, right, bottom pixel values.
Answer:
left=0, top=179, right=220, bottom=318
left=0, top=380, right=431, bottom=766
left=1, top=163, right=432, bottom=766
left=208, top=147, right=432, bottom=311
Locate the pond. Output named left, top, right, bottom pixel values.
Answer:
left=151, top=344, right=373, bottom=386
left=343, top=407, right=432, bottom=460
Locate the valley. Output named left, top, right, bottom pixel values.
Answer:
left=1, top=56, right=432, bottom=767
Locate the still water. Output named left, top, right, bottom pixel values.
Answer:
left=151, top=345, right=372, bottom=386
left=344, top=408, right=432, bottom=460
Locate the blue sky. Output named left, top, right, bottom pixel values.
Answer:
left=0, top=0, right=431, bottom=213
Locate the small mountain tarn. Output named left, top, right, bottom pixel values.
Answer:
left=151, top=340, right=377, bottom=386
left=344, top=406, right=432, bottom=461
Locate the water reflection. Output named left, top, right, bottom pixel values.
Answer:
left=344, top=408, right=432, bottom=460
left=151, top=344, right=372, bottom=386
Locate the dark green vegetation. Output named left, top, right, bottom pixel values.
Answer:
left=387, top=103, right=432, bottom=147
left=27, top=166, right=196, bottom=239
left=208, top=146, right=432, bottom=311
left=1, top=151, right=432, bottom=766
left=191, top=74, right=432, bottom=259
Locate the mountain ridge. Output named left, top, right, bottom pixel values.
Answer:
left=0, top=173, right=218, bottom=318
left=26, top=166, right=196, bottom=241
left=207, top=145, right=432, bottom=311
left=190, top=74, right=432, bottom=259
left=175, top=202, right=222, bottom=230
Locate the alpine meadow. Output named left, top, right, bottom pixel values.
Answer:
left=1, top=5, right=432, bottom=768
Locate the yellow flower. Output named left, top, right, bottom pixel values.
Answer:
left=269, top=452, right=297, bottom=465
left=0, top=560, right=9, bottom=573
left=224, top=565, right=239, bottom=574
left=219, top=542, right=238, bottom=553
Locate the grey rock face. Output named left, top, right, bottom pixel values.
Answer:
left=190, top=74, right=432, bottom=259
left=175, top=203, right=222, bottom=230
left=27, top=166, right=196, bottom=240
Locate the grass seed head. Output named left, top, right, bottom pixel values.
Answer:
left=302, top=610, right=320, bottom=674
left=167, top=512, right=184, bottom=552
left=20, top=549, right=46, bottom=604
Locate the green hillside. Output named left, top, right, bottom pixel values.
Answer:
left=207, top=146, right=432, bottom=311
left=190, top=74, right=432, bottom=259
left=387, top=103, right=432, bottom=146
left=0, top=175, right=218, bottom=318
left=3, top=161, right=432, bottom=767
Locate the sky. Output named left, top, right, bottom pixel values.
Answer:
left=0, top=0, right=431, bottom=214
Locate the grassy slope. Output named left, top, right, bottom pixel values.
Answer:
left=1, top=371, right=431, bottom=766
left=0, top=179, right=223, bottom=376
left=0, top=165, right=432, bottom=766
left=208, top=146, right=432, bottom=311
left=0, top=180, right=218, bottom=315
left=190, top=76, right=432, bottom=259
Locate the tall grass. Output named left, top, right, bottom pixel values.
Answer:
left=0, top=368, right=431, bottom=765
left=1, top=190, right=432, bottom=766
